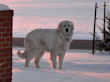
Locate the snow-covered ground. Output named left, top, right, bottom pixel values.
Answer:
left=12, top=48, right=110, bottom=82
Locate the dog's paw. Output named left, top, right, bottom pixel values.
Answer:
left=35, top=65, right=40, bottom=69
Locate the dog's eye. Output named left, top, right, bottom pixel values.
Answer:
left=66, top=28, right=68, bottom=32
left=64, top=25, right=66, bottom=27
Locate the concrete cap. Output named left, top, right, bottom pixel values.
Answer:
left=0, top=4, right=10, bottom=10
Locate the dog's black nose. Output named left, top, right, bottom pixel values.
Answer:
left=66, top=28, right=68, bottom=32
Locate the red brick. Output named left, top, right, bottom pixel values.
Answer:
left=0, top=23, right=2, bottom=27
left=2, top=72, right=12, bottom=78
left=2, top=23, right=8, bottom=27
left=5, top=68, right=12, bottom=72
left=0, top=17, right=12, bottom=22
left=0, top=74, right=2, bottom=78
left=5, top=38, right=12, bottom=42
left=0, top=48, right=12, bottom=53
left=0, top=58, right=5, bottom=63
left=0, top=28, right=5, bottom=32
left=2, top=63, right=9, bottom=68
left=6, top=17, right=12, bottom=22
left=1, top=63, right=12, bottom=68
left=0, top=79, right=3, bottom=82
left=2, top=23, right=11, bottom=27
left=6, top=58, right=12, bottom=62
left=0, top=10, right=13, bottom=17
left=8, top=63, right=12, bottom=67
left=2, top=33, right=11, bottom=37
left=0, top=64, right=2, bottom=68
left=5, top=77, right=12, bottom=82
left=0, top=10, right=13, bottom=82
left=1, top=54, right=9, bottom=58
left=0, top=17, right=5, bottom=22
left=9, top=42, right=12, bottom=47
left=0, top=69, right=5, bottom=73
left=5, top=28, right=12, bottom=32
left=6, top=53, right=12, bottom=58
left=2, top=43, right=9, bottom=48
left=0, top=38, right=5, bottom=42
left=0, top=44, right=1, bottom=48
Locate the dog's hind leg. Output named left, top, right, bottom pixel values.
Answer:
left=25, top=49, right=35, bottom=67
left=34, top=50, right=44, bottom=68
left=25, top=57, right=32, bottom=67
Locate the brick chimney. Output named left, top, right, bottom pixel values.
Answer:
left=0, top=4, right=13, bottom=82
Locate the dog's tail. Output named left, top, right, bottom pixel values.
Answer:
left=17, top=50, right=27, bottom=59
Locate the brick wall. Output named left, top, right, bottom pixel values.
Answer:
left=0, top=10, right=13, bottom=82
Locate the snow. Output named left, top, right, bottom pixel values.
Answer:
left=0, top=4, right=10, bottom=10
left=12, top=48, right=110, bottom=82
left=96, top=50, right=110, bottom=55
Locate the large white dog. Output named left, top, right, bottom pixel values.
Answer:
left=17, top=20, right=74, bottom=69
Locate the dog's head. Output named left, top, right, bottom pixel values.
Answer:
left=57, top=20, right=74, bottom=41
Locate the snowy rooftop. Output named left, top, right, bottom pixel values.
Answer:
left=0, top=4, right=10, bottom=10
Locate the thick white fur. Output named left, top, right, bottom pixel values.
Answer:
left=17, top=20, right=74, bottom=69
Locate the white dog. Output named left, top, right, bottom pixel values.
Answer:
left=17, top=20, right=74, bottom=69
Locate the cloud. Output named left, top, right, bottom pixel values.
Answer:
left=5, top=2, right=93, bottom=9
left=1, top=0, right=33, bottom=3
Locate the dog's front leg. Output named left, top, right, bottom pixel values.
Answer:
left=58, top=52, right=65, bottom=69
left=50, top=52, right=57, bottom=69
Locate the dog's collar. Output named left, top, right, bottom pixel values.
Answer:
left=56, top=30, right=72, bottom=42
left=59, top=32, right=70, bottom=42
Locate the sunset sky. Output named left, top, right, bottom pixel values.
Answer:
left=1, top=0, right=110, bottom=39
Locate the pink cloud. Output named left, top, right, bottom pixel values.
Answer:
left=1, top=0, right=32, bottom=3
left=8, top=3, right=93, bottom=9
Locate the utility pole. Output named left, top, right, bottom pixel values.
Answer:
left=103, top=2, right=106, bottom=40
left=92, top=3, right=98, bottom=54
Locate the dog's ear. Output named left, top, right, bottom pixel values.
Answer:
left=70, top=21, right=74, bottom=32
left=57, top=22, right=62, bottom=32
